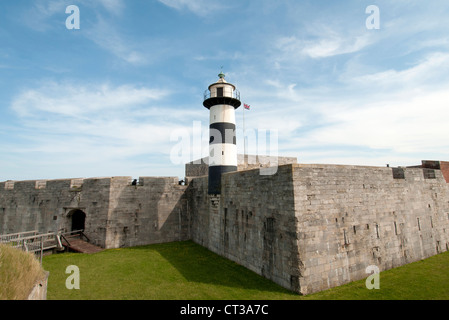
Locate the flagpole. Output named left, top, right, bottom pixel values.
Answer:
left=243, top=103, right=246, bottom=157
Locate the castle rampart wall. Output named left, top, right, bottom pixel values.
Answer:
left=0, top=177, right=188, bottom=249
left=104, top=177, right=189, bottom=249
left=292, top=164, right=449, bottom=294
left=189, top=165, right=300, bottom=292
left=189, top=163, right=449, bottom=295
left=0, top=178, right=110, bottom=240
left=185, top=155, right=297, bottom=179
left=2, top=161, right=449, bottom=295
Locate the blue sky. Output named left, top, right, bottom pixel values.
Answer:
left=1, top=0, right=449, bottom=181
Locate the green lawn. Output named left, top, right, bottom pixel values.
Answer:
left=42, top=241, right=449, bottom=300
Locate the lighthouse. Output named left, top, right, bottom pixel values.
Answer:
left=203, top=72, right=241, bottom=194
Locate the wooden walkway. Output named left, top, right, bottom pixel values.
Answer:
left=59, top=230, right=104, bottom=254
left=1, top=230, right=103, bottom=256
left=64, top=238, right=103, bottom=254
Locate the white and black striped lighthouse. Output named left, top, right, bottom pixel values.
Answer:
left=203, top=72, right=241, bottom=194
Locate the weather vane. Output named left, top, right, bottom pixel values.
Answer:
left=218, top=66, right=225, bottom=79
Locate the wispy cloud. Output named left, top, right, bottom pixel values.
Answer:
left=4, top=0, right=449, bottom=179
left=157, top=0, right=226, bottom=16
left=3, top=79, right=208, bottom=179
left=8, top=82, right=178, bottom=162
left=235, top=46, right=449, bottom=166
left=276, top=26, right=375, bottom=59
left=22, top=0, right=67, bottom=31
left=96, top=0, right=125, bottom=16
left=19, top=0, right=143, bottom=65
left=303, top=35, right=372, bottom=59
left=23, top=0, right=126, bottom=31
left=84, top=17, right=149, bottom=65
left=303, top=89, right=449, bottom=152
left=12, top=81, right=168, bottom=118
left=330, top=53, right=449, bottom=152
left=24, top=0, right=148, bottom=65
left=349, top=52, right=449, bottom=89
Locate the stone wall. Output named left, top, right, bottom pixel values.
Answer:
left=292, top=164, right=449, bottom=294
left=189, top=165, right=301, bottom=292
left=409, top=160, right=449, bottom=183
left=27, top=271, right=49, bottom=300
left=2, top=160, right=449, bottom=296
left=0, top=177, right=188, bottom=249
left=104, top=177, right=189, bottom=249
left=0, top=178, right=110, bottom=240
left=185, top=154, right=297, bottom=179
left=189, top=162, right=449, bottom=295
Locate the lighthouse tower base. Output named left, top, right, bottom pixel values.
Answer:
left=208, top=166, right=237, bottom=195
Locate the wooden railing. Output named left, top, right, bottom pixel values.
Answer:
left=0, top=231, right=59, bottom=264
left=0, top=230, right=39, bottom=243
left=58, top=229, right=90, bottom=246
left=1, top=229, right=92, bottom=264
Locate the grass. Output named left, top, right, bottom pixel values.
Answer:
left=43, top=241, right=298, bottom=300
left=0, top=244, right=46, bottom=300
left=307, top=251, right=449, bottom=300
left=42, top=241, right=449, bottom=300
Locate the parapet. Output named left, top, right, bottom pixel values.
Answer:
left=1, top=179, right=76, bottom=191
left=421, top=160, right=449, bottom=183
left=293, top=161, right=449, bottom=183
left=407, top=160, right=449, bottom=183
left=138, top=177, right=179, bottom=186
left=0, top=176, right=186, bottom=191
left=185, top=154, right=298, bottom=178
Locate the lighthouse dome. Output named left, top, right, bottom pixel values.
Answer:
left=204, top=73, right=241, bottom=109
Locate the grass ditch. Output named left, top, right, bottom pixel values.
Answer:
left=42, top=241, right=449, bottom=300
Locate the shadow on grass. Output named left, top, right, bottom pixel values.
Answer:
left=132, top=240, right=298, bottom=297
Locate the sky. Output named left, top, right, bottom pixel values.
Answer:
left=1, top=0, right=449, bottom=181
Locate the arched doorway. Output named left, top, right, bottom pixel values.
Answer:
left=70, top=209, right=86, bottom=231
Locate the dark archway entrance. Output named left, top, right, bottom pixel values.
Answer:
left=70, top=209, right=86, bottom=231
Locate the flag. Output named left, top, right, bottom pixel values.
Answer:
left=244, top=103, right=250, bottom=110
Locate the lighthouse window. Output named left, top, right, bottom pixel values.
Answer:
left=217, top=87, right=223, bottom=97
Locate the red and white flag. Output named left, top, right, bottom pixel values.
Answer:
left=244, top=103, right=250, bottom=110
